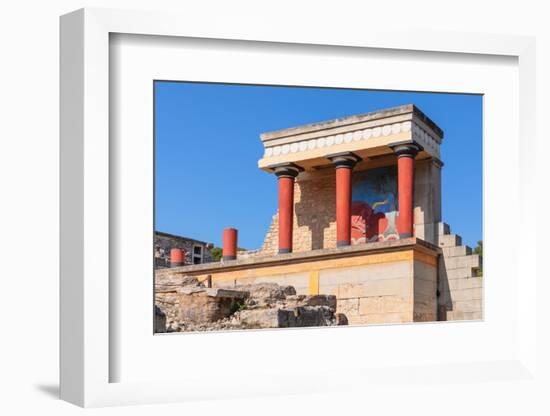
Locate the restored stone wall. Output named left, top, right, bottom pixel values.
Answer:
left=260, top=167, right=337, bottom=255
left=159, top=235, right=482, bottom=326
left=319, top=260, right=415, bottom=325
left=413, top=158, right=443, bottom=245
left=413, top=260, right=438, bottom=322
left=436, top=223, right=483, bottom=321
left=163, top=240, right=441, bottom=326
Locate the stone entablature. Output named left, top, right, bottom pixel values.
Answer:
left=258, top=104, right=443, bottom=172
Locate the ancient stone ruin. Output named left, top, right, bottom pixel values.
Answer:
left=155, top=275, right=346, bottom=332
left=155, top=104, right=482, bottom=330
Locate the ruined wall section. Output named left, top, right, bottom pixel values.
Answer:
left=155, top=233, right=214, bottom=267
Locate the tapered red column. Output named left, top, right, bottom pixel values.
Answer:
left=170, top=248, right=185, bottom=267
left=222, top=228, right=238, bottom=260
left=327, top=152, right=362, bottom=247
left=272, top=163, right=303, bottom=254
left=393, top=144, right=420, bottom=238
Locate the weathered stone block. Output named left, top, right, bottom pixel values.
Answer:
left=443, top=255, right=480, bottom=270
left=442, top=245, right=472, bottom=257
left=452, top=299, right=483, bottom=312
left=303, top=294, right=337, bottom=309
left=337, top=298, right=359, bottom=317
left=359, top=295, right=412, bottom=314
left=233, top=283, right=289, bottom=300
left=238, top=306, right=334, bottom=328
left=414, top=278, right=437, bottom=297
left=243, top=275, right=309, bottom=295
left=338, top=277, right=411, bottom=299
left=444, top=267, right=476, bottom=280
left=414, top=311, right=437, bottom=322
left=414, top=295, right=437, bottom=315
left=446, top=310, right=482, bottom=321
left=155, top=274, right=201, bottom=292
left=359, top=312, right=411, bottom=324
left=438, top=234, right=462, bottom=247
left=177, top=289, right=248, bottom=325
left=319, top=261, right=412, bottom=287
left=447, top=287, right=483, bottom=302
left=238, top=308, right=287, bottom=328
left=447, top=277, right=483, bottom=290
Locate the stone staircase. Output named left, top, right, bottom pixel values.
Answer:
left=436, top=222, right=483, bottom=321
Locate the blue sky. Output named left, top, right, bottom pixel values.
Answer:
left=155, top=82, right=482, bottom=249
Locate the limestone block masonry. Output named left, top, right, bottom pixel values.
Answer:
left=436, top=223, right=483, bottom=321
left=158, top=238, right=441, bottom=326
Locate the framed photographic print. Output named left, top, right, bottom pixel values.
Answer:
left=60, top=7, right=538, bottom=408
left=152, top=82, right=482, bottom=334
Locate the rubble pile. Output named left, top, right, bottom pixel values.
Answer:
left=155, top=278, right=347, bottom=332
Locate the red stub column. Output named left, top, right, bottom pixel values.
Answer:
left=393, top=144, right=420, bottom=238
left=170, top=248, right=185, bottom=267
left=272, top=163, right=303, bottom=254
left=222, top=228, right=238, bottom=261
left=327, top=152, right=362, bottom=247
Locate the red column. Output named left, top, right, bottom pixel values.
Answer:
left=170, top=248, right=184, bottom=267
left=394, top=144, right=420, bottom=238
left=336, top=167, right=352, bottom=246
left=272, top=164, right=302, bottom=254
left=222, top=228, right=238, bottom=260
left=327, top=152, right=362, bottom=247
left=278, top=176, right=294, bottom=253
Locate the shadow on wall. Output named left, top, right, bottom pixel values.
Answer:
left=437, top=256, right=452, bottom=321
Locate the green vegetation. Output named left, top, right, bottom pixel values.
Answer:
left=210, top=246, right=248, bottom=262
left=211, top=246, right=222, bottom=262
left=230, top=299, right=247, bottom=314
left=474, top=240, right=483, bottom=276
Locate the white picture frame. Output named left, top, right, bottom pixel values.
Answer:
left=60, top=7, right=539, bottom=408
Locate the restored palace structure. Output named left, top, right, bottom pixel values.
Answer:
left=156, top=104, right=482, bottom=325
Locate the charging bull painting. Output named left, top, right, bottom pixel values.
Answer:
left=351, top=166, right=399, bottom=243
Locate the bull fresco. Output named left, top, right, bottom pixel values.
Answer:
left=351, top=166, right=399, bottom=243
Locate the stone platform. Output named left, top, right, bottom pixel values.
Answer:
left=156, top=238, right=441, bottom=325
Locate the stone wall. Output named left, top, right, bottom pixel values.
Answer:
left=158, top=236, right=482, bottom=326
left=155, top=231, right=214, bottom=267
left=161, top=239, right=441, bottom=326
left=317, top=255, right=437, bottom=325
left=436, top=223, right=483, bottom=321
left=413, top=158, right=442, bottom=245
left=260, top=167, right=337, bottom=255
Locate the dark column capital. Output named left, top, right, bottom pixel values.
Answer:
left=269, top=162, right=304, bottom=179
left=391, top=143, right=422, bottom=159
left=326, top=152, right=362, bottom=169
